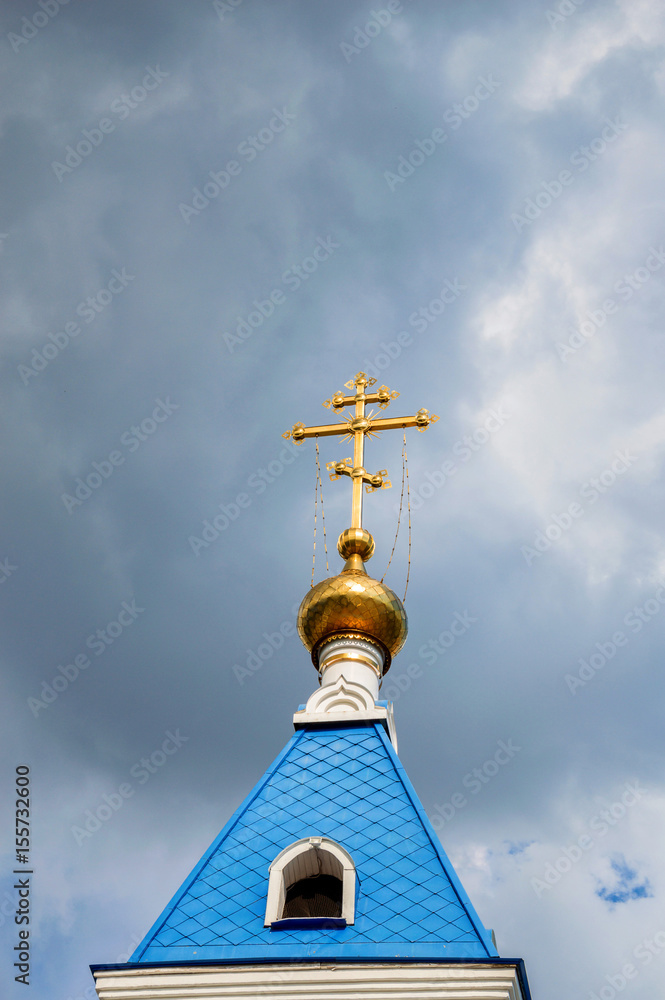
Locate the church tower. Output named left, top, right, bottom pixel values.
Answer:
left=91, top=373, right=532, bottom=999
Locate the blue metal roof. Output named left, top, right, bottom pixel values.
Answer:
left=131, top=721, right=497, bottom=963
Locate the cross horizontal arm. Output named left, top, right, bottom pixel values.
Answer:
left=283, top=409, right=437, bottom=444
left=365, top=411, right=438, bottom=433
left=283, top=422, right=352, bottom=442
left=327, top=460, right=389, bottom=491
left=325, top=390, right=398, bottom=409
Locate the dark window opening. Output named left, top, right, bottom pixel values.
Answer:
left=282, top=874, right=343, bottom=918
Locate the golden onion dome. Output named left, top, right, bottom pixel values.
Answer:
left=297, top=528, right=408, bottom=671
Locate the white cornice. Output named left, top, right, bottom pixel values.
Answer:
left=293, top=687, right=398, bottom=748
left=93, top=960, right=526, bottom=999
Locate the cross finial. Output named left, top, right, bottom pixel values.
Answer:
left=283, top=371, right=438, bottom=533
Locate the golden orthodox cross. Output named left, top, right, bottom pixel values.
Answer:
left=283, top=371, right=438, bottom=531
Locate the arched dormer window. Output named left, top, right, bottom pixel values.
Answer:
left=264, top=837, right=356, bottom=927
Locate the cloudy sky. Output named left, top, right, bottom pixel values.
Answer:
left=2, top=0, right=665, bottom=997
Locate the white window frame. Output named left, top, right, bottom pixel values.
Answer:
left=264, top=837, right=356, bottom=926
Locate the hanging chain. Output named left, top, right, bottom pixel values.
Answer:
left=382, top=431, right=406, bottom=588
left=318, top=440, right=329, bottom=576
left=403, top=432, right=411, bottom=602
left=311, top=437, right=329, bottom=586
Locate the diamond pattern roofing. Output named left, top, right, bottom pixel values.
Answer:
left=131, top=721, right=497, bottom=963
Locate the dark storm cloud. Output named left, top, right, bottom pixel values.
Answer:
left=2, top=1, right=665, bottom=998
